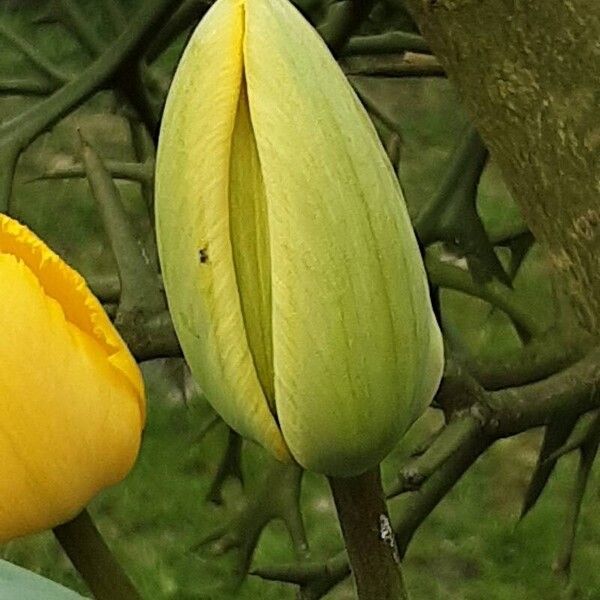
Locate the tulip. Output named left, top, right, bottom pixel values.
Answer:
left=0, top=214, right=145, bottom=543
left=156, top=0, right=443, bottom=476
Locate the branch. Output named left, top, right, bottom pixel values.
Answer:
left=416, top=123, right=487, bottom=240
left=414, top=125, right=510, bottom=285
left=498, top=230, right=535, bottom=281
left=552, top=415, right=600, bottom=576
left=400, top=0, right=600, bottom=333
left=318, top=0, right=377, bottom=56
left=351, top=81, right=405, bottom=149
left=252, top=345, right=600, bottom=598
left=394, top=347, right=600, bottom=558
left=205, top=428, right=244, bottom=505
left=425, top=254, right=545, bottom=340
left=145, top=0, right=212, bottom=63
left=436, top=346, right=600, bottom=441
left=78, top=134, right=165, bottom=317
left=129, top=119, right=160, bottom=267
left=342, top=53, right=444, bottom=77
left=0, top=22, right=70, bottom=83
left=251, top=554, right=350, bottom=600
left=58, top=0, right=162, bottom=134
left=393, top=429, right=490, bottom=557
left=544, top=410, right=600, bottom=464
left=0, top=0, right=179, bottom=212
left=484, top=346, right=600, bottom=437
left=119, top=310, right=181, bottom=361
left=387, top=415, right=482, bottom=497
left=196, top=459, right=308, bottom=584
left=115, top=60, right=161, bottom=137
left=83, top=274, right=180, bottom=360
left=343, top=31, right=430, bottom=55
left=461, top=327, right=591, bottom=390
left=0, top=77, right=57, bottom=95
left=130, top=119, right=157, bottom=217
left=29, top=157, right=153, bottom=183
left=57, top=0, right=106, bottom=57
left=101, top=0, right=128, bottom=34
left=0, top=146, right=20, bottom=216
left=87, top=273, right=121, bottom=303
left=519, top=413, right=579, bottom=520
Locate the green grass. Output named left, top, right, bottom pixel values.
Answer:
left=4, top=395, right=600, bottom=600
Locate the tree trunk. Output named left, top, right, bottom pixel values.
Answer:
left=401, top=0, right=600, bottom=332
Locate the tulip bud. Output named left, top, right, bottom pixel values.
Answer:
left=156, top=0, right=443, bottom=476
left=0, top=214, right=145, bottom=542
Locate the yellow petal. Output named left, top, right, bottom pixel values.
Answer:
left=155, top=0, right=289, bottom=461
left=0, top=215, right=144, bottom=542
left=0, top=214, right=144, bottom=416
left=244, top=0, right=443, bottom=475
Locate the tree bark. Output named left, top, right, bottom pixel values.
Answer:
left=400, top=0, right=600, bottom=332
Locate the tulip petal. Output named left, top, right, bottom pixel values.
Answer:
left=0, top=248, right=142, bottom=542
left=229, top=80, right=275, bottom=409
left=411, top=316, right=444, bottom=425
left=244, top=0, right=443, bottom=475
left=0, top=214, right=144, bottom=416
left=156, top=0, right=289, bottom=461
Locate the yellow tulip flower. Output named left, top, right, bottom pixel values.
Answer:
left=0, top=214, right=145, bottom=543
left=156, top=0, right=443, bottom=476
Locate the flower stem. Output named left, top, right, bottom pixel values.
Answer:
left=53, top=509, right=142, bottom=600
left=328, top=468, right=409, bottom=600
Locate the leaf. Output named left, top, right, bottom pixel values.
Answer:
left=0, top=560, right=86, bottom=600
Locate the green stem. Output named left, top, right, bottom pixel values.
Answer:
left=54, top=510, right=142, bottom=600
left=328, top=468, right=409, bottom=600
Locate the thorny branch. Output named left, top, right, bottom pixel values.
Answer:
left=0, top=0, right=180, bottom=212
left=254, top=346, right=600, bottom=597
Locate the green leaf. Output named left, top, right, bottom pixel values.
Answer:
left=0, top=560, right=86, bottom=600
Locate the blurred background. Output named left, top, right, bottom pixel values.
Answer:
left=1, top=1, right=598, bottom=598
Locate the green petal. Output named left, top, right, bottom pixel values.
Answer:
left=156, top=0, right=289, bottom=461
left=229, top=79, right=275, bottom=410
left=244, top=0, right=443, bottom=476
